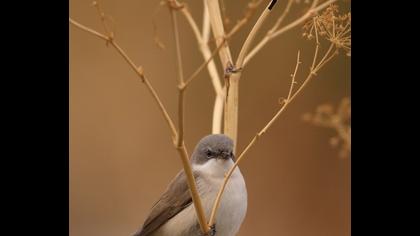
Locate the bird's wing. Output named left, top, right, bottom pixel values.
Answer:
left=134, top=170, right=193, bottom=236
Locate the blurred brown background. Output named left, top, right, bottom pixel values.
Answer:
left=70, top=0, right=350, bottom=235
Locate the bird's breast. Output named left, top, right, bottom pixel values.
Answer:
left=198, top=168, right=248, bottom=236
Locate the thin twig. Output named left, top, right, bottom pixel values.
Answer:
left=210, top=66, right=309, bottom=227
left=69, top=18, right=108, bottom=41
left=310, top=17, right=320, bottom=71
left=69, top=18, right=177, bottom=140
left=211, top=30, right=339, bottom=225
left=169, top=5, right=186, bottom=146
left=271, top=0, right=331, bottom=38
left=179, top=4, right=225, bottom=134
left=93, top=1, right=115, bottom=40
left=152, top=1, right=167, bottom=49
left=269, top=0, right=294, bottom=34
left=209, top=50, right=299, bottom=226
left=169, top=3, right=210, bottom=233
left=287, top=50, right=300, bottom=100
left=313, top=43, right=334, bottom=73
left=170, top=8, right=185, bottom=87
left=175, top=143, right=208, bottom=230
left=244, top=0, right=337, bottom=66
left=178, top=5, right=223, bottom=95
left=315, top=48, right=338, bottom=72
left=236, top=0, right=278, bottom=68
left=183, top=39, right=227, bottom=88
left=224, top=0, right=264, bottom=39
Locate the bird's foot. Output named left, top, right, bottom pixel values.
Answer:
left=203, top=224, right=216, bottom=236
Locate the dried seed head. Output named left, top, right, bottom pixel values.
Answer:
left=302, top=4, right=351, bottom=55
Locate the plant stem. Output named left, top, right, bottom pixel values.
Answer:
left=183, top=41, right=226, bottom=88
left=210, top=36, right=338, bottom=225
left=206, top=0, right=233, bottom=68
left=169, top=6, right=209, bottom=233
left=210, top=50, right=301, bottom=226
left=69, top=18, right=177, bottom=141
left=179, top=5, right=225, bottom=134
left=244, top=0, right=337, bottom=66
left=224, top=0, right=278, bottom=150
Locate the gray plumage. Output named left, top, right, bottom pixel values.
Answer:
left=192, top=134, right=234, bottom=165
left=133, top=134, right=247, bottom=236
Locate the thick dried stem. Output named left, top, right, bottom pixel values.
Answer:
left=224, top=0, right=278, bottom=150
left=206, top=0, right=233, bottom=68
left=212, top=94, right=225, bottom=134
left=183, top=40, right=226, bottom=88
left=202, top=0, right=211, bottom=40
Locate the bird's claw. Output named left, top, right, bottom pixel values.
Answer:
left=203, top=224, right=216, bottom=236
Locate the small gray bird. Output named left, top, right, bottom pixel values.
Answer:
left=133, top=134, right=247, bottom=236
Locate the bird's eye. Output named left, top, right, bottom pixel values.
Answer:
left=205, top=149, right=213, bottom=158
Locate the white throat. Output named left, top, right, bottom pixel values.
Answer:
left=192, top=158, right=235, bottom=178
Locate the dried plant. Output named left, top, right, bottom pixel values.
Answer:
left=303, top=4, right=351, bottom=56
left=303, top=97, right=351, bottom=158
left=70, top=0, right=351, bottom=234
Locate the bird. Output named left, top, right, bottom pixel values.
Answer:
left=133, top=134, right=248, bottom=236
